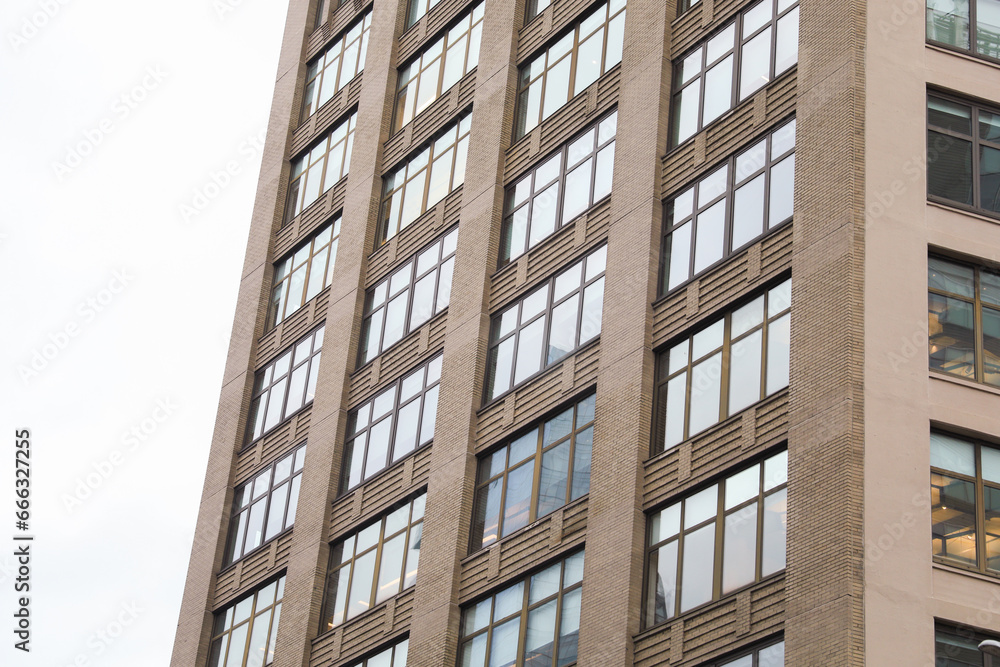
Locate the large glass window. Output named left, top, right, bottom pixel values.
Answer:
left=936, top=623, right=999, bottom=666
left=471, top=394, right=595, bottom=552
left=268, top=218, right=341, bottom=330
left=379, top=113, right=471, bottom=246
left=394, top=3, right=483, bottom=133
left=302, top=12, right=372, bottom=121
left=644, top=451, right=787, bottom=626
left=246, top=326, right=325, bottom=446
left=485, top=246, right=606, bottom=402
left=654, top=279, right=790, bottom=452
left=662, top=118, right=795, bottom=294
left=320, top=493, right=425, bottom=630
left=927, top=0, right=1000, bottom=60
left=360, top=227, right=457, bottom=364
left=515, top=0, right=626, bottom=139
left=501, top=111, right=617, bottom=266
left=928, top=94, right=1000, bottom=215
left=931, top=432, right=1000, bottom=574
left=705, top=640, right=785, bottom=667
left=671, top=0, right=799, bottom=146
left=459, top=551, right=584, bottom=667
left=225, top=444, right=307, bottom=566
left=286, top=111, right=358, bottom=225
left=208, top=576, right=285, bottom=667
left=928, top=255, right=1000, bottom=386
left=341, top=354, right=442, bottom=492
left=346, top=639, right=410, bottom=667
left=406, top=0, right=442, bottom=29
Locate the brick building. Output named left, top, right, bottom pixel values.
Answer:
left=171, top=0, right=1000, bottom=664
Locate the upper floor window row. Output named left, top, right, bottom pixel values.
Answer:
left=346, top=639, right=410, bottom=667
left=285, top=111, right=357, bottom=225
left=380, top=112, right=471, bottom=246
left=501, top=110, right=617, bottom=266
left=209, top=576, right=284, bottom=667
left=515, top=0, right=626, bottom=139
left=662, top=117, right=795, bottom=295
left=407, top=0, right=442, bottom=29
left=394, top=2, right=483, bottom=133
left=671, top=0, right=799, bottom=146
left=927, top=93, right=1000, bottom=217
left=268, top=217, right=341, bottom=330
left=302, top=11, right=372, bottom=121
left=927, top=0, right=1000, bottom=61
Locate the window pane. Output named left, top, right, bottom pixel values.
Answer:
left=489, top=338, right=515, bottom=399
left=264, top=482, right=289, bottom=541
left=571, top=426, right=593, bottom=500
left=680, top=524, right=715, bottom=612
left=460, top=635, right=487, bottom=667
left=761, top=488, right=787, bottom=576
left=594, top=143, right=615, bottom=201
left=766, top=313, right=791, bottom=394
left=514, top=317, right=546, bottom=384
left=503, top=462, right=534, bottom=537
left=523, top=599, right=557, bottom=664
left=728, top=330, right=763, bottom=414
left=929, top=293, right=976, bottom=379
left=732, top=174, right=765, bottom=249
left=347, top=550, right=377, bottom=619
left=774, top=8, right=799, bottom=75
left=930, top=97, right=973, bottom=133
left=538, top=441, right=571, bottom=516
left=739, top=27, right=771, bottom=100
left=688, top=352, right=722, bottom=436
left=664, top=372, right=688, bottom=449
left=703, top=56, right=734, bottom=125
left=563, top=158, right=594, bottom=222
left=375, top=533, right=405, bottom=603
left=927, top=0, right=971, bottom=48
left=557, top=587, right=581, bottom=666
left=929, top=257, right=975, bottom=296
left=404, top=522, right=422, bottom=588
left=930, top=432, right=976, bottom=476
left=574, top=28, right=605, bottom=95
left=722, top=504, right=758, bottom=593
left=932, top=473, right=978, bottom=567
left=543, top=57, right=572, bottom=121
left=759, top=641, right=785, bottom=667
left=530, top=183, right=560, bottom=247
left=768, top=153, right=795, bottom=227
left=647, top=542, right=677, bottom=624
left=983, top=445, right=1000, bottom=484
left=490, top=617, right=521, bottom=667
left=928, top=130, right=973, bottom=205
left=474, top=480, right=502, bottom=548
left=981, top=145, right=1000, bottom=213
left=693, top=200, right=726, bottom=274
left=548, top=294, right=580, bottom=363
left=673, top=80, right=701, bottom=144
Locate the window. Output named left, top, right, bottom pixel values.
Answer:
left=225, top=444, right=306, bottom=566
left=359, top=227, right=457, bottom=364
left=320, top=493, right=424, bottom=630
left=471, top=393, right=595, bottom=552
left=654, top=279, right=790, bottom=452
left=268, top=218, right=341, bottom=329
left=341, top=354, right=441, bottom=492
left=644, top=451, right=787, bottom=626
left=671, top=0, right=799, bottom=146
left=315, top=0, right=331, bottom=29
left=515, top=0, right=626, bottom=139
left=208, top=576, right=285, bottom=667
left=705, top=640, right=785, bottom=667
left=459, top=550, right=584, bottom=667
left=485, top=246, right=606, bottom=402
left=302, top=13, right=372, bottom=121
left=285, top=111, right=358, bottom=225
left=662, top=118, right=795, bottom=294
left=525, top=0, right=551, bottom=22
left=379, top=112, right=471, bottom=246
left=394, top=3, right=483, bottom=133
left=927, top=0, right=1000, bottom=60
left=930, top=432, right=1000, bottom=574
left=406, top=0, right=442, bottom=29
left=936, top=623, right=999, bottom=665
left=679, top=0, right=701, bottom=15
left=501, top=110, right=617, bottom=266
left=928, top=256, right=1000, bottom=386
left=927, top=94, right=1000, bottom=216
left=345, top=639, right=410, bottom=667
left=246, top=326, right=325, bottom=445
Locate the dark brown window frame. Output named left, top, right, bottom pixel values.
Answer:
left=404, top=0, right=443, bottom=30
left=267, top=216, right=341, bottom=331
left=342, top=637, right=410, bottom=667
left=524, top=0, right=550, bottom=24
left=926, top=0, right=1000, bottom=64
left=699, top=636, right=785, bottom=666
left=208, top=573, right=285, bottom=667
left=285, top=108, right=358, bottom=226
left=301, top=10, right=372, bottom=122
left=935, top=621, right=1000, bottom=664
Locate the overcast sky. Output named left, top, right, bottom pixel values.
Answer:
left=1, top=0, right=290, bottom=664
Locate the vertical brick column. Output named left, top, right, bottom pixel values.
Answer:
left=403, top=0, right=520, bottom=664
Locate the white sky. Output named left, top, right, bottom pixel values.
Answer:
left=1, top=0, right=290, bottom=664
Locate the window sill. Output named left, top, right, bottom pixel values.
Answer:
left=927, top=198, right=1000, bottom=225
left=926, top=41, right=1000, bottom=72
left=933, top=559, right=1000, bottom=584
left=929, top=370, right=1000, bottom=399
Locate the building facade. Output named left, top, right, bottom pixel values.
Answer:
left=170, top=0, right=1000, bottom=664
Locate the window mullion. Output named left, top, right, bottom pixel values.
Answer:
left=976, top=267, right=986, bottom=382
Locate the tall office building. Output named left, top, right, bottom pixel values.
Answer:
left=170, top=0, right=1000, bottom=664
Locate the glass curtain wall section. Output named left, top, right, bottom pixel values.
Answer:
left=671, top=0, right=799, bottom=146
left=459, top=551, right=584, bottom=667
left=393, top=2, right=483, bottom=132
left=471, top=393, right=595, bottom=551
left=662, top=118, right=795, bottom=294
left=320, top=494, right=425, bottom=630
left=644, top=451, right=787, bottom=626
left=267, top=217, right=341, bottom=329
left=514, top=0, right=626, bottom=139
left=285, top=111, right=358, bottom=224
left=301, top=11, right=372, bottom=120
left=927, top=94, right=1000, bottom=215
left=208, top=576, right=285, bottom=667
left=501, top=111, right=617, bottom=266
left=927, top=0, right=1000, bottom=60
left=654, top=279, right=791, bottom=452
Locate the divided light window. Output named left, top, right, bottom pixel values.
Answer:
left=379, top=113, right=471, bottom=246
left=501, top=110, right=617, bottom=266
left=515, top=0, right=626, bottom=139
left=930, top=432, right=1000, bottom=574
left=928, top=255, right=1000, bottom=386
left=406, top=0, right=442, bottom=29
left=485, top=246, right=606, bottom=402
left=459, top=551, right=584, bottom=667
left=360, top=227, right=457, bottom=364
left=662, top=118, right=795, bottom=294
left=471, top=393, right=595, bottom=552
left=246, top=326, right=325, bottom=446
left=341, top=354, right=442, bottom=492
left=671, top=0, right=799, bottom=146
left=285, top=111, right=357, bottom=225
left=927, top=94, right=1000, bottom=216
left=225, top=444, right=306, bottom=566
left=320, top=493, right=424, bottom=630
left=936, top=623, right=1000, bottom=664
left=394, top=2, right=483, bottom=133
left=654, top=279, right=790, bottom=453
left=268, top=218, right=340, bottom=329
left=346, top=639, right=409, bottom=667
left=644, top=451, right=787, bottom=626
left=706, top=640, right=785, bottom=667
left=208, top=576, right=284, bottom=667
left=302, top=12, right=371, bottom=121
left=927, top=0, right=1000, bottom=60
